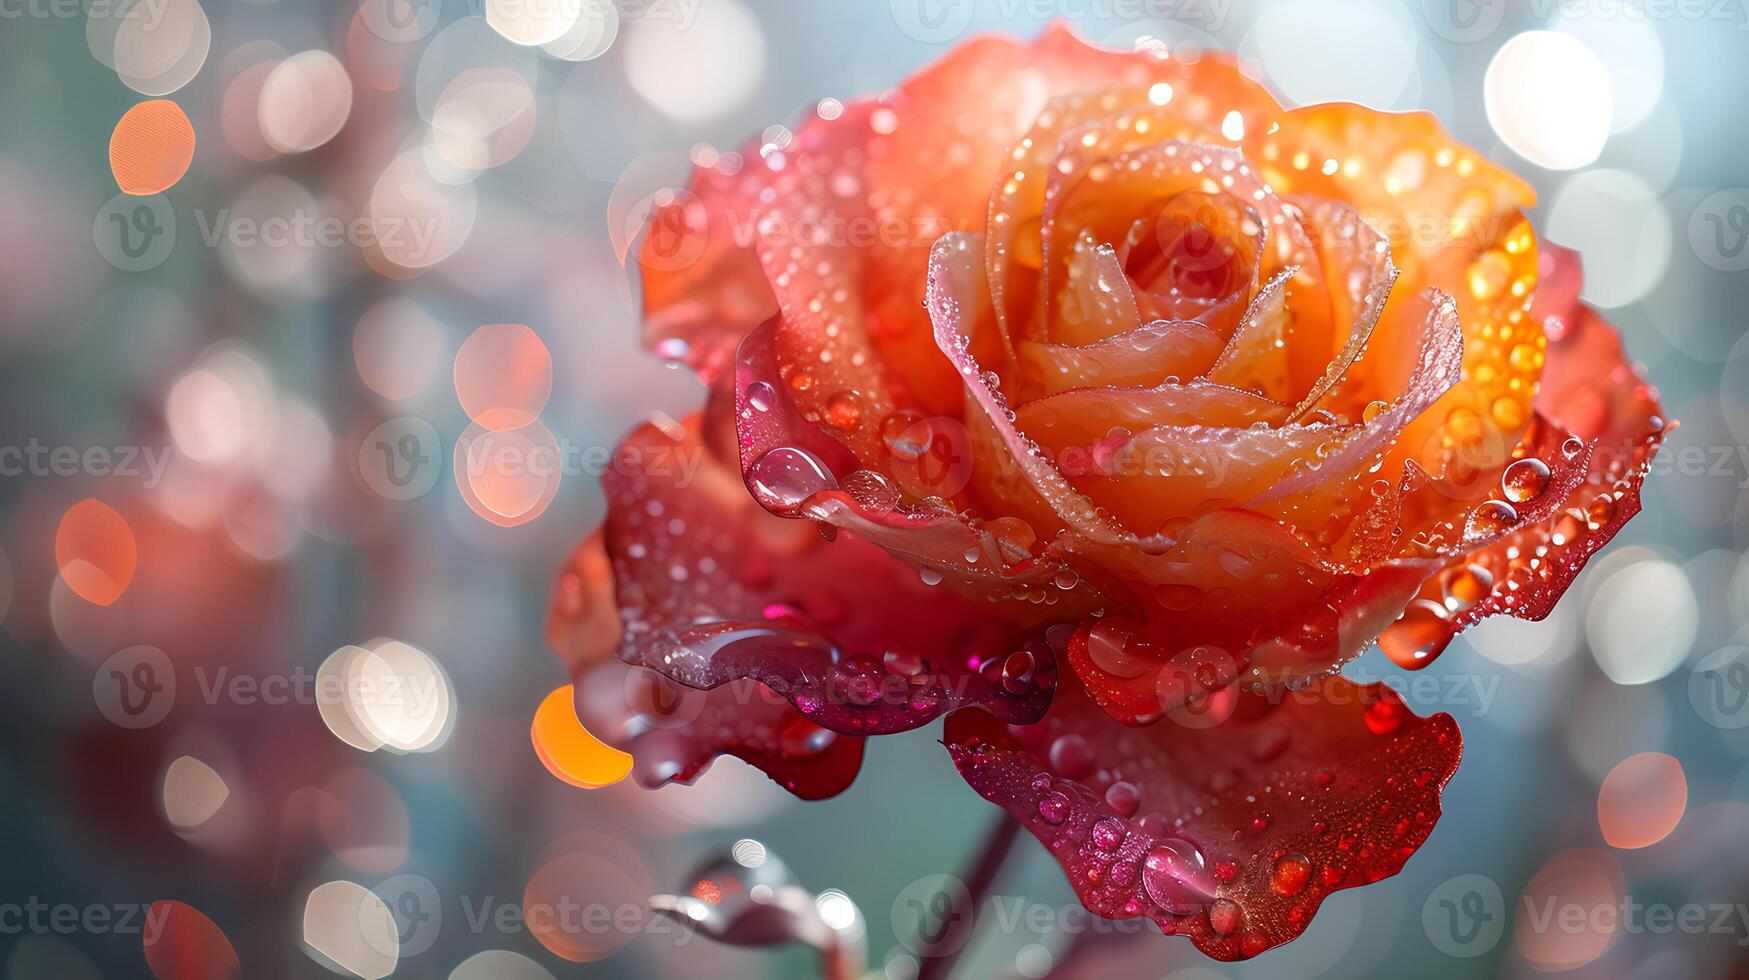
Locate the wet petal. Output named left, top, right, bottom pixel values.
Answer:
left=574, top=659, right=865, bottom=801
left=589, top=411, right=1058, bottom=735
left=945, top=674, right=1462, bottom=961
left=1379, top=246, right=1666, bottom=661
left=1017, top=318, right=1225, bottom=397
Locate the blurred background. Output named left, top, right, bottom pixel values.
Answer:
left=1, top=0, right=1747, bottom=977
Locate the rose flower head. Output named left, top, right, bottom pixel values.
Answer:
left=549, top=25, right=1666, bottom=961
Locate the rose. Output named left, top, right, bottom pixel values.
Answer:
left=551, top=25, right=1665, bottom=961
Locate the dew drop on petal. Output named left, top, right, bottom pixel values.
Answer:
left=1141, top=838, right=1214, bottom=913
left=1379, top=600, right=1453, bottom=670
left=1502, top=457, right=1551, bottom=503
left=1270, top=853, right=1313, bottom=896
left=746, top=446, right=836, bottom=512
left=1467, top=499, right=1519, bottom=538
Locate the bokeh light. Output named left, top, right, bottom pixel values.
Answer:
left=303, top=880, right=398, bottom=979
left=258, top=50, right=354, bottom=154
left=141, top=900, right=239, bottom=980
left=623, top=0, right=764, bottom=122
left=1587, top=558, right=1698, bottom=685
left=55, top=498, right=137, bottom=607
left=109, top=100, right=196, bottom=195
left=453, top=323, right=553, bottom=430
left=160, top=755, right=229, bottom=831
left=1598, top=752, right=1688, bottom=849
left=531, top=684, right=633, bottom=789
left=1485, top=31, right=1612, bottom=170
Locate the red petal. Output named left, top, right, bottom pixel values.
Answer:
left=591, top=410, right=1056, bottom=735
left=574, top=659, right=864, bottom=801
left=945, top=674, right=1462, bottom=961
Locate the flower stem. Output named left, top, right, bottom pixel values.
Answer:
left=914, top=812, right=1022, bottom=980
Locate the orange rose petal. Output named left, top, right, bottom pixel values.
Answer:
left=1017, top=318, right=1225, bottom=397
left=1275, top=197, right=1399, bottom=418
left=1016, top=379, right=1288, bottom=449
left=1057, top=230, right=1143, bottom=344
left=1072, top=423, right=1342, bottom=535
left=735, top=314, right=1103, bottom=624
left=1251, top=105, right=1543, bottom=455
left=1203, top=270, right=1295, bottom=400
left=1378, top=246, right=1666, bottom=662
left=1253, top=288, right=1466, bottom=531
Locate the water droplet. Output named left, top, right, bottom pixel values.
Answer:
left=1441, top=563, right=1493, bottom=612
left=1551, top=510, right=1586, bottom=546
left=825, top=390, right=862, bottom=429
left=1054, top=568, right=1080, bottom=590
left=919, top=566, right=944, bottom=586
left=1586, top=493, right=1617, bottom=527
left=1155, top=584, right=1201, bottom=611
left=1142, top=838, right=1215, bottom=913
left=1379, top=600, right=1452, bottom=670
left=1362, top=399, right=1388, bottom=423
left=746, top=446, right=836, bottom=512
left=1501, top=457, right=1550, bottom=503
left=779, top=715, right=836, bottom=755
left=1048, top=734, right=1094, bottom=777
left=1467, top=499, right=1518, bottom=537
left=1091, top=817, right=1125, bottom=852
left=1104, top=781, right=1140, bottom=817
left=1207, top=898, right=1241, bottom=936
left=1363, top=693, right=1410, bottom=736
left=881, top=411, right=929, bottom=459
left=1218, top=550, right=1254, bottom=578
left=882, top=648, right=927, bottom=678
left=745, top=380, right=777, bottom=412
left=833, top=653, right=885, bottom=707
left=1561, top=436, right=1585, bottom=459
left=1038, top=791, right=1071, bottom=824
left=1270, top=853, right=1312, bottom=896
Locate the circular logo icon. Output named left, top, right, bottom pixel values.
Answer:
left=892, top=874, right=974, bottom=958
left=357, top=416, right=442, bottom=501
left=371, top=874, right=442, bottom=957
left=93, top=645, right=176, bottom=729
left=1422, top=873, right=1505, bottom=958
left=620, top=665, right=709, bottom=731
left=624, top=187, right=709, bottom=274
left=1422, top=0, right=1506, bottom=44
left=1689, top=645, right=1749, bottom=730
left=94, top=193, right=176, bottom=273
left=1688, top=188, right=1749, bottom=273
left=358, top=0, right=444, bottom=44
left=890, top=0, right=976, bottom=43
